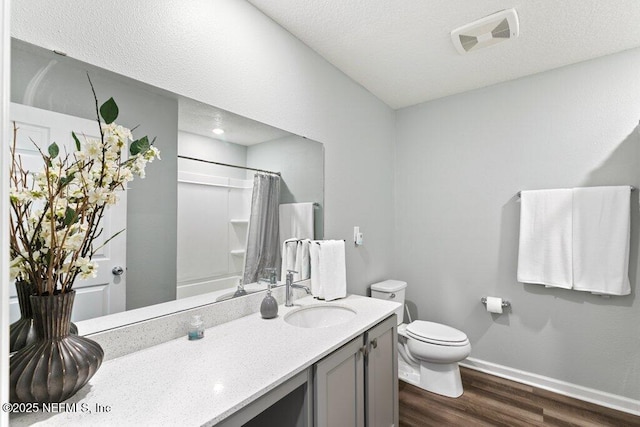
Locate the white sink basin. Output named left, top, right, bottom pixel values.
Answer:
left=284, top=304, right=357, bottom=328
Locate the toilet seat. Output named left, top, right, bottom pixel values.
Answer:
left=406, top=321, right=469, bottom=347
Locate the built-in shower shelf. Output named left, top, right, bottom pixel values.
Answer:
left=230, top=250, right=246, bottom=256
left=230, top=219, right=249, bottom=224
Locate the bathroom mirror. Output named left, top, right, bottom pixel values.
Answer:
left=8, top=39, right=324, bottom=328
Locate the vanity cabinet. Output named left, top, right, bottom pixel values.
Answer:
left=315, top=336, right=366, bottom=426
left=217, top=314, right=397, bottom=427
left=366, top=315, right=399, bottom=427
left=315, top=315, right=398, bottom=427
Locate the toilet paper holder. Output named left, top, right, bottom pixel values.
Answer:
left=480, top=297, right=511, bottom=308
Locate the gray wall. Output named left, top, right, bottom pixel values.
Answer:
left=11, top=40, right=178, bottom=310
left=247, top=135, right=325, bottom=238
left=394, top=47, right=640, bottom=399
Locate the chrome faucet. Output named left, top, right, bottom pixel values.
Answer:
left=285, top=269, right=311, bottom=307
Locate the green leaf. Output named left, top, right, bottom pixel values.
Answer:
left=48, top=142, right=59, bottom=159
left=60, top=172, right=75, bottom=187
left=71, top=131, right=81, bottom=151
left=130, top=136, right=150, bottom=156
left=99, top=97, right=119, bottom=124
left=43, top=250, right=52, bottom=265
left=63, top=207, right=78, bottom=226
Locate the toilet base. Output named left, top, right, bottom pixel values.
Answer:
left=398, top=357, right=421, bottom=386
left=419, top=360, right=464, bottom=398
left=398, top=357, right=464, bottom=398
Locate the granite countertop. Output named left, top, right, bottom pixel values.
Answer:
left=11, top=294, right=399, bottom=426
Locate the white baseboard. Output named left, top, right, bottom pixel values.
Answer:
left=460, top=357, right=640, bottom=417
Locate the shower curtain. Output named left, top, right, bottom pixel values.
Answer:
left=243, top=172, right=281, bottom=285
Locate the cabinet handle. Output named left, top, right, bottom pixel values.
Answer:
left=370, top=338, right=378, bottom=349
left=359, top=345, right=368, bottom=357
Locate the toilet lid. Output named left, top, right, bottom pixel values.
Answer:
left=406, top=321, right=468, bottom=346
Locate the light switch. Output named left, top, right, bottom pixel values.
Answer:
left=354, top=226, right=364, bottom=246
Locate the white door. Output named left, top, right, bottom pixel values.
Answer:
left=8, top=103, right=127, bottom=322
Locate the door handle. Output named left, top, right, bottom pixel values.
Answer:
left=112, top=266, right=124, bottom=276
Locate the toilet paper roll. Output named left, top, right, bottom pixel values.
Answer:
left=486, top=297, right=503, bottom=314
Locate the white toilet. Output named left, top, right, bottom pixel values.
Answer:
left=371, top=280, right=471, bottom=398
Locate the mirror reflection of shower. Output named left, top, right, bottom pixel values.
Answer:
left=177, top=150, right=256, bottom=302
left=175, top=124, right=324, bottom=303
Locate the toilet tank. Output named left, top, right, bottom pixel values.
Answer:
left=370, top=280, right=407, bottom=325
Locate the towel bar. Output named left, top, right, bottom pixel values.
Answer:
left=517, top=186, right=636, bottom=198
left=480, top=297, right=511, bottom=308
left=314, top=239, right=346, bottom=245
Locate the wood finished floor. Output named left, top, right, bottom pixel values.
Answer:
left=399, top=367, right=640, bottom=427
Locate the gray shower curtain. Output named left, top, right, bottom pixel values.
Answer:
left=243, top=172, right=281, bottom=284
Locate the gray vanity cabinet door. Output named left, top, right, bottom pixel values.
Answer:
left=365, top=315, right=399, bottom=427
left=314, top=336, right=365, bottom=427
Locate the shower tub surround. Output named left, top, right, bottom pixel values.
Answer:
left=10, top=294, right=399, bottom=426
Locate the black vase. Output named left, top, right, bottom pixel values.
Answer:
left=9, top=291, right=104, bottom=403
left=9, top=280, right=37, bottom=353
left=9, top=281, right=79, bottom=353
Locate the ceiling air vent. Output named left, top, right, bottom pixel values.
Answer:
left=451, top=9, right=519, bottom=55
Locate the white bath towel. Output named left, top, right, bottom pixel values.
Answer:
left=517, top=189, right=573, bottom=289
left=317, top=240, right=347, bottom=301
left=295, top=239, right=311, bottom=281
left=310, top=242, right=323, bottom=298
left=279, top=203, right=314, bottom=250
left=572, top=186, right=631, bottom=295
left=281, top=238, right=298, bottom=283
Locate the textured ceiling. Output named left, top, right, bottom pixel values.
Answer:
left=248, top=0, right=640, bottom=109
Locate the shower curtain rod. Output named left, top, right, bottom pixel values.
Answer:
left=178, top=155, right=281, bottom=176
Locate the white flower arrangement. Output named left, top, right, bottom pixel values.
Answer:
left=9, top=80, right=160, bottom=296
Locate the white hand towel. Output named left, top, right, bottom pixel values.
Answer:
left=517, top=189, right=573, bottom=289
left=319, top=240, right=347, bottom=301
left=293, top=241, right=304, bottom=282
left=293, top=240, right=302, bottom=282
left=296, top=239, right=311, bottom=281
left=310, top=242, right=323, bottom=298
left=279, top=203, right=314, bottom=249
left=572, top=186, right=631, bottom=295
left=281, top=238, right=298, bottom=283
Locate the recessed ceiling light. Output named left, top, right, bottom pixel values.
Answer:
left=212, top=128, right=225, bottom=135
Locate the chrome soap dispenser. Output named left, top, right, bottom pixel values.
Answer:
left=233, top=278, right=248, bottom=298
